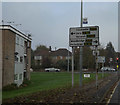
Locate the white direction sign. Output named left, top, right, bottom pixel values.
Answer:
left=69, top=26, right=99, bottom=47
left=97, top=56, right=105, bottom=63
left=93, top=50, right=99, bottom=56
left=84, top=74, right=90, bottom=78
left=83, top=18, right=88, bottom=24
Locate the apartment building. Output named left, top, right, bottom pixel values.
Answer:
left=0, top=25, right=31, bottom=87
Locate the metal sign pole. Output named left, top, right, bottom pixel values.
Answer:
left=67, top=46, right=70, bottom=72
left=102, top=63, right=104, bottom=78
left=72, top=47, right=74, bottom=87
left=79, top=0, right=83, bottom=87
left=95, top=46, right=98, bottom=89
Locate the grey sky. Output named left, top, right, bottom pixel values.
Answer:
left=2, top=2, right=118, bottom=51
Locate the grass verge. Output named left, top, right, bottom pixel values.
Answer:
left=3, top=72, right=110, bottom=100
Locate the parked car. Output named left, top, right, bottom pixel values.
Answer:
left=45, top=68, right=60, bottom=72
left=101, top=67, right=116, bottom=71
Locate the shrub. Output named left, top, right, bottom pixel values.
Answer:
left=20, top=79, right=31, bottom=87
left=3, top=83, right=18, bottom=91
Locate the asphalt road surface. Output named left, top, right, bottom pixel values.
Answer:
left=109, top=72, right=120, bottom=104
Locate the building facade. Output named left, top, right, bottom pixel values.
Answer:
left=50, top=48, right=72, bottom=62
left=0, top=25, right=31, bottom=87
left=34, top=48, right=72, bottom=66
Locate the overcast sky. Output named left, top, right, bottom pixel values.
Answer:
left=2, top=2, right=118, bottom=51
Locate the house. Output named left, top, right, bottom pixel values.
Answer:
left=0, top=25, right=32, bottom=87
left=34, top=49, right=50, bottom=66
left=34, top=48, right=72, bottom=66
left=50, top=48, right=72, bottom=63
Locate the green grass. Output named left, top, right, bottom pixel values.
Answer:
left=3, top=72, right=109, bottom=100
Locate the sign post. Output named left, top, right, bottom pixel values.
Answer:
left=97, top=56, right=105, bottom=78
left=69, top=26, right=99, bottom=87
left=95, top=46, right=98, bottom=89
left=69, top=1, right=99, bottom=88
left=72, top=47, right=74, bottom=87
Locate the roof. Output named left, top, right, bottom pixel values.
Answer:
left=34, top=48, right=72, bottom=57
left=51, top=48, right=72, bottom=56
left=0, top=25, right=32, bottom=41
left=34, top=49, right=49, bottom=56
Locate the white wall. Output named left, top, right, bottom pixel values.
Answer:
left=14, top=34, right=25, bottom=86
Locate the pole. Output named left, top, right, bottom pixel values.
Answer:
left=67, top=46, right=69, bottom=72
left=79, top=0, right=83, bottom=87
left=72, top=47, right=74, bottom=87
left=95, top=46, right=98, bottom=89
left=102, top=63, right=104, bottom=78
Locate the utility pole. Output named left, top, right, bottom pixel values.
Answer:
left=79, top=0, right=83, bottom=87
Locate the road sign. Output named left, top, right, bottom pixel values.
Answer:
left=97, top=56, right=105, bottom=63
left=69, top=26, right=99, bottom=47
left=93, top=50, right=99, bottom=56
left=83, top=18, right=88, bottom=24
left=84, top=74, right=90, bottom=78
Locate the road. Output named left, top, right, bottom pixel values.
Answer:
left=109, top=71, right=120, bottom=104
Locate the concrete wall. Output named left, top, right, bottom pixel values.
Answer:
left=2, top=30, right=15, bottom=87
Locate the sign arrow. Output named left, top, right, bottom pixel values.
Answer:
left=93, top=40, right=98, bottom=43
left=71, top=32, right=75, bottom=35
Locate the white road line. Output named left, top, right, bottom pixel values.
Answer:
left=106, top=81, right=119, bottom=105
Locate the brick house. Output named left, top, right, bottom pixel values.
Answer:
left=50, top=48, right=72, bottom=63
left=0, top=25, right=32, bottom=87
left=34, top=49, right=50, bottom=66
left=34, top=48, right=72, bottom=66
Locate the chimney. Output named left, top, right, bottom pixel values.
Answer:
left=49, top=46, right=52, bottom=52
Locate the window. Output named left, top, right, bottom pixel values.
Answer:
left=56, top=56, right=57, bottom=59
left=20, top=56, right=23, bottom=63
left=39, top=56, right=42, bottom=60
left=14, top=74, right=18, bottom=80
left=60, top=56, right=63, bottom=59
left=21, top=38, right=23, bottom=46
left=16, top=36, right=19, bottom=44
left=34, top=56, right=42, bottom=60
left=66, top=57, right=68, bottom=60
left=19, top=73, right=22, bottom=80
left=27, top=41, right=30, bottom=48
left=15, top=55, right=19, bottom=62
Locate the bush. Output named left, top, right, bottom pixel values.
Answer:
left=20, top=79, right=31, bottom=87
left=3, top=80, right=31, bottom=91
left=3, top=83, right=18, bottom=91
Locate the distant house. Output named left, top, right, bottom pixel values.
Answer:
left=34, top=49, right=50, bottom=66
left=0, top=25, right=32, bottom=87
left=50, top=48, right=72, bottom=63
left=34, top=48, right=72, bottom=66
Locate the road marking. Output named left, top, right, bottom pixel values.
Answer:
left=106, top=81, right=119, bottom=105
